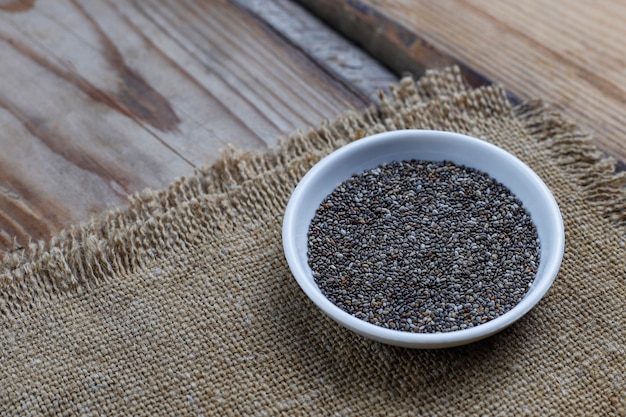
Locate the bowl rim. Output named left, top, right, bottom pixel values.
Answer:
left=282, top=129, right=565, bottom=349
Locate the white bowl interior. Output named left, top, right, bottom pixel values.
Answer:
left=282, top=130, right=564, bottom=348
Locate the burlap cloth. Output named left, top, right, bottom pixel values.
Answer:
left=1, top=67, right=624, bottom=416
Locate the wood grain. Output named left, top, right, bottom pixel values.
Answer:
left=298, top=0, right=626, bottom=166
left=0, top=0, right=393, bottom=251
left=296, top=0, right=493, bottom=93
left=233, top=0, right=397, bottom=103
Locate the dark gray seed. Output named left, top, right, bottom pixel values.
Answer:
left=307, top=160, right=540, bottom=333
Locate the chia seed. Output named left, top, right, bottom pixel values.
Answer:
left=307, top=160, right=540, bottom=333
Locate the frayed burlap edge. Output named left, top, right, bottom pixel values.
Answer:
left=514, top=101, right=626, bottom=226
left=1, top=66, right=625, bottom=317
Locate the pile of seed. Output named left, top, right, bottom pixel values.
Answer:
left=307, top=160, right=540, bottom=333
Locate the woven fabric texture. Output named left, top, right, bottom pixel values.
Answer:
left=1, top=67, right=624, bottom=416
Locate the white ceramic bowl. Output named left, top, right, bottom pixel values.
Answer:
left=282, top=130, right=564, bottom=349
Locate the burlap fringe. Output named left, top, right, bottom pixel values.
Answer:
left=1, top=67, right=625, bottom=317
left=514, top=101, right=626, bottom=227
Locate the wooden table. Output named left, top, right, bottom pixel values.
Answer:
left=0, top=0, right=624, bottom=252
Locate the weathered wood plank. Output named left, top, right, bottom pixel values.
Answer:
left=232, top=0, right=397, bottom=103
left=297, top=0, right=626, bottom=166
left=295, top=0, right=493, bottom=92
left=0, top=0, right=389, bottom=251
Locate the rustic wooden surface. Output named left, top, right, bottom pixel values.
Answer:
left=0, top=0, right=396, bottom=251
left=5, top=0, right=626, bottom=253
left=297, top=0, right=626, bottom=168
